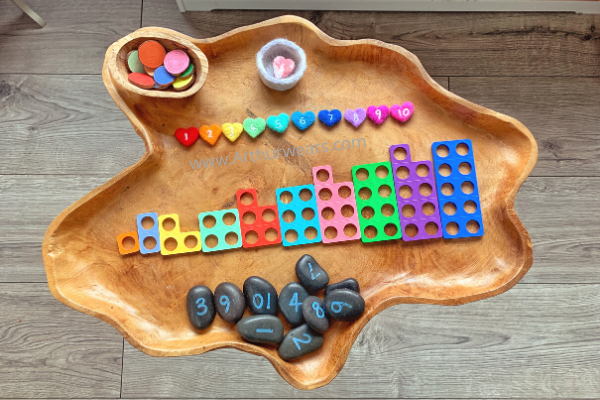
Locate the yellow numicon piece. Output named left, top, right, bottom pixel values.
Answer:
left=158, top=214, right=202, bottom=255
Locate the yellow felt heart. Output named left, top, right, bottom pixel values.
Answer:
left=221, top=122, right=244, bottom=142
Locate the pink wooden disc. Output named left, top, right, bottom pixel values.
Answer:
left=164, top=50, right=190, bottom=75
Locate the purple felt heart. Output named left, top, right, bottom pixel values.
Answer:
left=344, top=108, right=367, bottom=128
left=366, top=105, right=390, bottom=125
left=390, top=102, right=414, bottom=123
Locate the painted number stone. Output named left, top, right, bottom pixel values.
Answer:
left=214, top=282, right=245, bottom=324
left=236, top=315, right=284, bottom=345
left=325, top=278, right=360, bottom=296
left=324, top=289, right=365, bottom=321
left=295, top=254, right=329, bottom=293
left=278, top=282, right=309, bottom=326
left=243, top=276, right=278, bottom=315
left=186, top=285, right=216, bottom=330
left=301, top=296, right=330, bottom=333
left=278, top=324, right=324, bottom=361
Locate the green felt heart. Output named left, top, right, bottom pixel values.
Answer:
left=243, top=117, right=266, bottom=138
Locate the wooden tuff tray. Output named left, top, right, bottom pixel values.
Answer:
left=42, top=16, right=537, bottom=390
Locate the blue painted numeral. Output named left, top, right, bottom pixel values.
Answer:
left=219, top=295, right=230, bottom=313
left=292, top=333, right=312, bottom=350
left=253, top=293, right=263, bottom=309
left=330, top=301, right=352, bottom=313
left=196, top=297, right=208, bottom=316
left=312, top=301, right=325, bottom=318
left=256, top=328, right=274, bottom=333
left=289, top=292, right=301, bottom=312
left=308, top=262, right=321, bottom=280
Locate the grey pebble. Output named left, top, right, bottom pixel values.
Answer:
left=236, top=315, right=284, bottom=346
left=243, top=276, right=278, bottom=315
left=301, top=296, right=329, bottom=333
left=278, top=324, right=324, bottom=361
left=295, top=254, right=329, bottom=293
left=324, top=289, right=365, bottom=321
left=278, top=282, right=309, bottom=326
left=325, top=278, right=360, bottom=296
left=214, top=282, right=245, bottom=324
left=186, top=285, right=215, bottom=330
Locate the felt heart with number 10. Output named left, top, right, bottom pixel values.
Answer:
left=243, top=117, right=266, bottom=138
left=390, top=102, right=414, bottom=123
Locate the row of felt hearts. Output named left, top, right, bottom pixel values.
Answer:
left=174, top=102, right=414, bottom=147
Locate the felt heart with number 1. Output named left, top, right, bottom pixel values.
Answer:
left=174, top=127, right=199, bottom=147
left=243, top=117, right=266, bottom=138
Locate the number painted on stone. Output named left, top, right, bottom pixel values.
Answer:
left=219, top=295, right=230, bottom=313
left=267, top=292, right=271, bottom=309
left=195, top=297, right=208, bottom=316
left=292, top=333, right=312, bottom=350
left=330, top=301, right=352, bottom=313
left=256, top=328, right=274, bottom=333
left=253, top=293, right=264, bottom=309
left=289, top=292, right=301, bottom=312
left=312, top=301, right=325, bottom=318
left=308, top=262, right=321, bottom=280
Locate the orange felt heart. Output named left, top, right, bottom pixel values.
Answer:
left=199, top=124, right=222, bottom=145
left=174, top=127, right=199, bottom=147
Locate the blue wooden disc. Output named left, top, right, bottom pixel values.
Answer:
left=153, top=66, right=175, bottom=86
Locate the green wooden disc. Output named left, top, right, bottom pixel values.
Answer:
left=127, top=50, right=145, bottom=73
left=179, top=62, right=194, bottom=78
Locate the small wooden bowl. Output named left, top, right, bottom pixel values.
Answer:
left=107, top=29, right=208, bottom=99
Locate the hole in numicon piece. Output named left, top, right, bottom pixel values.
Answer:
left=393, top=146, right=407, bottom=161
left=356, top=168, right=369, bottom=181
left=443, top=202, right=457, bottom=216
left=459, top=162, right=472, bottom=175
left=319, top=188, right=332, bottom=201
left=316, top=169, right=330, bottom=182
left=364, top=226, right=378, bottom=239
left=242, top=211, right=256, bottom=225
left=262, top=208, right=275, bottom=222
left=399, top=185, right=412, bottom=199
left=141, top=216, right=154, bottom=230
left=378, top=184, right=392, bottom=198
left=184, top=235, right=198, bottom=249
left=304, top=227, right=318, bottom=240
left=359, top=187, right=372, bottom=200
left=416, top=164, right=429, bottom=177
left=322, top=207, right=335, bottom=220
left=344, top=224, right=357, bottom=237
left=381, top=203, right=395, bottom=217
left=279, top=191, right=293, bottom=204
left=436, top=145, right=449, bottom=157
left=338, top=185, right=351, bottom=199
left=425, top=222, right=439, bottom=235
left=396, top=166, right=409, bottom=180
left=164, top=237, right=178, bottom=251
left=456, top=142, right=470, bottom=156
left=324, top=226, right=338, bottom=239
left=282, top=210, right=295, bottom=223
left=402, top=204, right=415, bottom=218
left=122, top=236, right=136, bottom=250
left=462, top=181, right=474, bottom=194
left=240, top=192, right=254, bottom=206
left=265, top=228, right=278, bottom=242
left=302, top=208, right=315, bottom=220
left=441, top=183, right=454, bottom=196
left=464, top=201, right=477, bottom=214
left=225, top=232, right=238, bottom=245
left=203, top=215, right=217, bottom=229
left=143, top=236, right=157, bottom=250
left=361, top=206, right=375, bottom=219
left=446, top=222, right=459, bottom=236
left=439, top=164, right=451, bottom=177
left=205, top=234, right=218, bottom=248
left=384, top=223, right=398, bottom=237
left=244, top=231, right=258, bottom=244
left=466, top=220, right=480, bottom=233
left=419, top=183, right=432, bottom=196
left=341, top=204, right=355, bottom=217
left=405, top=224, right=418, bottom=237
left=162, top=217, right=176, bottom=231
left=299, top=189, right=313, bottom=201
left=422, top=202, right=435, bottom=216
left=375, top=165, right=389, bottom=178
left=222, top=212, right=236, bottom=226
left=285, top=229, right=298, bottom=243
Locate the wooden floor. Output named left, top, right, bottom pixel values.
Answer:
left=1, top=1, right=599, bottom=398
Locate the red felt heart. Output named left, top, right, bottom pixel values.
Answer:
left=174, top=127, right=199, bottom=147
left=273, top=56, right=295, bottom=79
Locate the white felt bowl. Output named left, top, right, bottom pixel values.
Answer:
left=256, top=39, right=306, bottom=91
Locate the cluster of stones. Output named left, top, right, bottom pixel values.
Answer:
left=186, top=254, right=365, bottom=361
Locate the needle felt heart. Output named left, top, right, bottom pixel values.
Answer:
left=273, top=56, right=295, bottom=79
left=344, top=108, right=367, bottom=128
left=199, top=124, right=222, bottom=145
left=318, top=109, right=342, bottom=128
left=390, top=102, right=414, bottom=123
left=291, top=111, right=316, bottom=131
left=367, top=105, right=390, bottom=125
left=267, top=113, right=290, bottom=133
left=243, top=118, right=267, bottom=138
left=174, top=127, right=199, bottom=147
left=221, top=123, right=244, bottom=142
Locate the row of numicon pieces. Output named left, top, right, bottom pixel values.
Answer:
left=187, top=254, right=365, bottom=360
left=117, top=139, right=484, bottom=255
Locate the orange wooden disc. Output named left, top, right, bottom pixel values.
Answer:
left=138, top=40, right=166, bottom=69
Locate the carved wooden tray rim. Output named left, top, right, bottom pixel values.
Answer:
left=42, top=15, right=537, bottom=390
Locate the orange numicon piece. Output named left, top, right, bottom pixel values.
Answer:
left=117, top=231, right=140, bottom=255
left=138, top=40, right=167, bottom=68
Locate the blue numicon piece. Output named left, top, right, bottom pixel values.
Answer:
left=137, top=212, right=161, bottom=254
left=275, top=184, right=321, bottom=247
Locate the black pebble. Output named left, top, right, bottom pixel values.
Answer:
left=186, top=285, right=215, bottom=330
left=324, top=289, right=365, bottom=321
left=214, top=282, right=245, bottom=323
left=278, top=282, right=309, bottom=326
left=278, top=324, right=324, bottom=361
left=325, top=278, right=360, bottom=296
left=236, top=315, right=284, bottom=345
left=243, top=276, right=278, bottom=315
left=295, top=254, right=329, bottom=293
left=301, top=296, right=329, bottom=333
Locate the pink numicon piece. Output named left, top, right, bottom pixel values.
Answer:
left=164, top=50, right=190, bottom=75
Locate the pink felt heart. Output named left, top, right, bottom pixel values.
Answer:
left=273, top=56, right=295, bottom=79
left=391, top=102, right=414, bottom=123
left=366, top=105, right=390, bottom=125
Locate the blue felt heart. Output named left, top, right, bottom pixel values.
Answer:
left=291, top=111, right=316, bottom=131
left=318, top=109, right=342, bottom=128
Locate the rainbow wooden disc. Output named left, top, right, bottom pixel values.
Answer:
left=164, top=50, right=190, bottom=75
left=138, top=40, right=166, bottom=69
